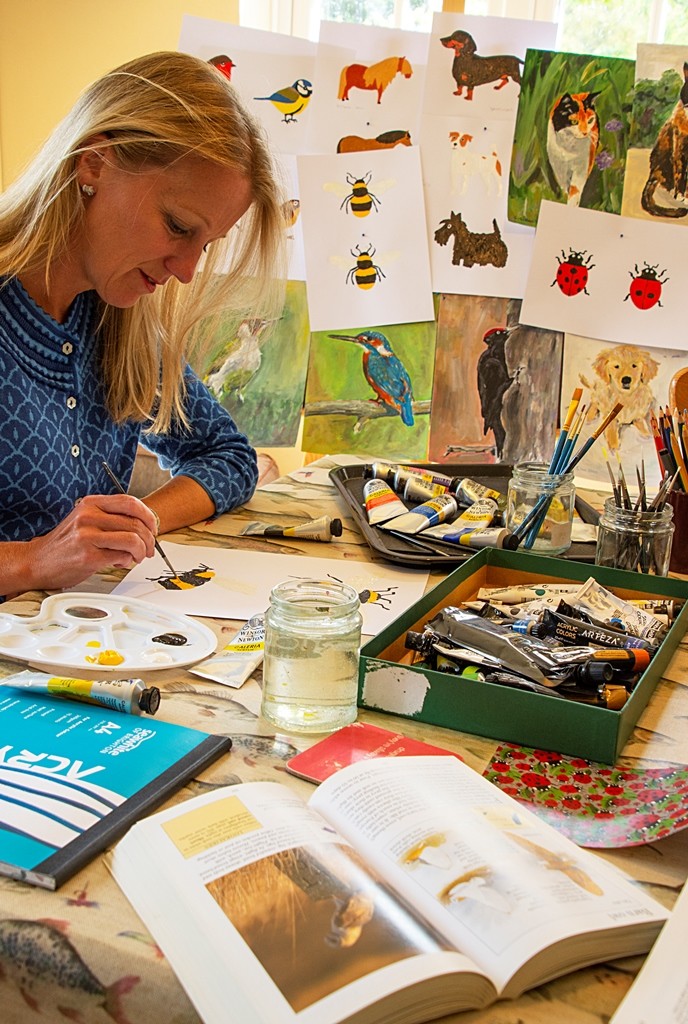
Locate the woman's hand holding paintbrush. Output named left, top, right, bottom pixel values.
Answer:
left=7, top=491, right=162, bottom=598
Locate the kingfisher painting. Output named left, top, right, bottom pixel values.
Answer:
left=329, top=330, right=415, bottom=426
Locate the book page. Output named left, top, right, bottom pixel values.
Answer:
left=111, top=781, right=493, bottom=1024
left=610, top=881, right=688, bottom=1024
left=310, top=756, right=668, bottom=995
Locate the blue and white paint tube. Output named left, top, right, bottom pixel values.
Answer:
left=421, top=498, right=518, bottom=549
left=378, top=493, right=458, bottom=534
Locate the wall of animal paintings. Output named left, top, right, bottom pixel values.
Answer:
left=179, top=13, right=688, bottom=488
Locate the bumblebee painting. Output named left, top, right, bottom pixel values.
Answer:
left=147, top=564, right=216, bottom=591
left=323, top=171, right=393, bottom=217
left=346, top=243, right=386, bottom=290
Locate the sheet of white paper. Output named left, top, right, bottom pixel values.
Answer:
left=420, top=112, right=533, bottom=298
left=423, top=12, right=557, bottom=120
left=520, top=202, right=688, bottom=350
left=111, top=542, right=429, bottom=635
left=298, top=146, right=434, bottom=331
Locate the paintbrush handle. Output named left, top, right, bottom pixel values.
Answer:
left=101, top=461, right=177, bottom=576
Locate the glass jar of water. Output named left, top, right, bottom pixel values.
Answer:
left=261, top=579, right=363, bottom=734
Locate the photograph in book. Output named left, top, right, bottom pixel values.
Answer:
left=622, top=44, right=688, bottom=225
left=109, top=757, right=668, bottom=1024
left=206, top=841, right=454, bottom=1012
left=428, top=293, right=563, bottom=465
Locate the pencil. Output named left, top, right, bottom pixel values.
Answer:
left=101, top=460, right=179, bottom=577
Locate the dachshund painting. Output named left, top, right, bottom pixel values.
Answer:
left=440, top=30, right=523, bottom=101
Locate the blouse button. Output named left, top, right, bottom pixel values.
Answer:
left=62, top=342, right=73, bottom=355
left=71, top=444, right=80, bottom=458
left=66, top=396, right=77, bottom=410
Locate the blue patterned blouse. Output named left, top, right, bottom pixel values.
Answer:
left=0, top=276, right=258, bottom=542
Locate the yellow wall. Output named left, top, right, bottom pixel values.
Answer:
left=0, top=0, right=239, bottom=186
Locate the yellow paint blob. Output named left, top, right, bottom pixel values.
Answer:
left=85, top=649, right=124, bottom=666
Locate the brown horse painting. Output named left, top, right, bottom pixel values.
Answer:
left=338, top=56, right=413, bottom=104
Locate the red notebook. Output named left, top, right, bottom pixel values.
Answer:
left=285, top=721, right=462, bottom=784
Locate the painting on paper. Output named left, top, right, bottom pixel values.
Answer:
left=428, top=294, right=563, bottom=465
left=302, top=315, right=435, bottom=461
left=423, top=12, right=557, bottom=121
left=297, top=146, right=434, bottom=331
left=622, top=44, right=688, bottom=224
left=112, top=542, right=429, bottom=636
left=178, top=15, right=319, bottom=156
left=309, top=20, right=429, bottom=156
left=420, top=113, right=534, bottom=298
left=198, top=281, right=310, bottom=447
left=520, top=201, right=688, bottom=351
left=508, top=49, right=635, bottom=228
left=561, top=333, right=687, bottom=491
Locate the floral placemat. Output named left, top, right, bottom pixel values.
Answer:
left=483, top=742, right=688, bottom=847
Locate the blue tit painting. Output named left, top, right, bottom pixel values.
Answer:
left=329, top=330, right=415, bottom=426
left=254, top=78, right=312, bottom=123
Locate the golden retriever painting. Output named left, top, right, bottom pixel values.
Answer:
left=579, top=344, right=658, bottom=450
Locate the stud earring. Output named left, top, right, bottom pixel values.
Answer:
left=81, top=183, right=96, bottom=197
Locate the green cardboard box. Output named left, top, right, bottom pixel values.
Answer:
left=358, top=548, right=688, bottom=763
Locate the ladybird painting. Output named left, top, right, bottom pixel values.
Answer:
left=625, top=263, right=668, bottom=310
left=552, top=249, right=594, bottom=297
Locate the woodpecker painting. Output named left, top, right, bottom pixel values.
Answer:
left=476, top=325, right=515, bottom=459
left=329, top=330, right=415, bottom=426
left=204, top=319, right=274, bottom=404
left=254, top=79, right=313, bottom=122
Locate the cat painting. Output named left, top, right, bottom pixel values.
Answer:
left=546, top=91, right=600, bottom=206
left=641, top=62, right=688, bottom=218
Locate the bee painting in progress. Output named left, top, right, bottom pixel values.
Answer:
left=147, top=564, right=216, bottom=591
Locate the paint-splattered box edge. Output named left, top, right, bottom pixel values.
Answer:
left=358, top=548, right=688, bottom=764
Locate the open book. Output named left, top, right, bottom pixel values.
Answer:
left=110, top=756, right=667, bottom=1024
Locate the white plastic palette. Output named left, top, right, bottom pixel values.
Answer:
left=0, top=593, right=217, bottom=673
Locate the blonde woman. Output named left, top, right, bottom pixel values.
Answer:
left=0, top=51, right=285, bottom=597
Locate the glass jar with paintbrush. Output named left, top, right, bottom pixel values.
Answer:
left=595, top=464, right=676, bottom=576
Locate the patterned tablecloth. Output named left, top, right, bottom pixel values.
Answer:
left=0, top=455, right=686, bottom=1024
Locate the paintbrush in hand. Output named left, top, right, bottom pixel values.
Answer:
left=101, top=460, right=178, bottom=577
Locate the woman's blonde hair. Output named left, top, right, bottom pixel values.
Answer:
left=0, top=51, right=287, bottom=431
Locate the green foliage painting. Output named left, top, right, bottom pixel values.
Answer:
left=508, top=49, right=636, bottom=227
left=199, top=281, right=310, bottom=448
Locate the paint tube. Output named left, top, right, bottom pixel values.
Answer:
left=378, top=493, right=458, bottom=534
left=362, top=462, right=397, bottom=485
left=453, top=478, right=507, bottom=512
left=397, top=464, right=461, bottom=491
left=425, top=609, right=561, bottom=685
left=190, top=614, right=265, bottom=688
left=556, top=681, right=629, bottom=710
left=402, top=476, right=448, bottom=503
left=419, top=499, right=517, bottom=549
left=530, top=608, right=658, bottom=653
left=476, top=584, right=582, bottom=604
left=363, top=479, right=408, bottom=525
left=1, top=669, right=160, bottom=715
left=571, top=578, right=668, bottom=643
left=241, top=516, right=342, bottom=541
